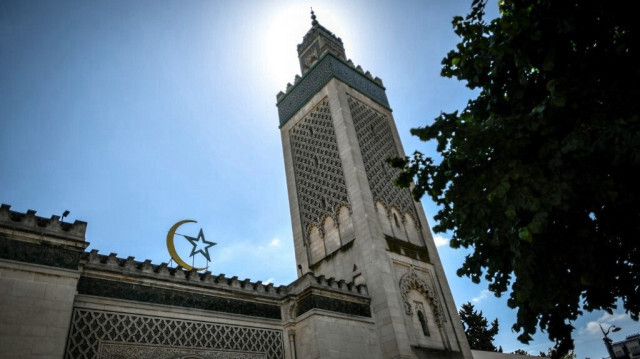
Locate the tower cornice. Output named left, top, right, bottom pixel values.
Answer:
left=276, top=52, right=389, bottom=128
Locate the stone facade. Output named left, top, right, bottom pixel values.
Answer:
left=277, top=13, right=472, bottom=359
left=0, top=12, right=474, bottom=359
left=0, top=204, right=376, bottom=359
left=611, top=333, right=640, bottom=358
left=0, top=204, right=87, bottom=359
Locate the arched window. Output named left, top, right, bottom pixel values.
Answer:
left=393, top=213, right=400, bottom=227
left=417, top=310, right=430, bottom=336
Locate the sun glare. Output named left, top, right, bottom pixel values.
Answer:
left=262, top=2, right=351, bottom=92
left=264, top=3, right=310, bottom=91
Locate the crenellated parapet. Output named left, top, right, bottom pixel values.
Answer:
left=276, top=54, right=384, bottom=102
left=0, top=203, right=87, bottom=241
left=287, top=271, right=368, bottom=297
left=0, top=205, right=89, bottom=359
left=0, top=204, right=88, bottom=270
left=276, top=51, right=388, bottom=127
left=81, top=249, right=287, bottom=298
left=80, top=249, right=372, bottom=321
left=0, top=203, right=373, bottom=325
left=81, top=249, right=368, bottom=300
left=284, top=272, right=372, bottom=320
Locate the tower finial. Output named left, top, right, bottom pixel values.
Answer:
left=310, top=7, right=318, bottom=26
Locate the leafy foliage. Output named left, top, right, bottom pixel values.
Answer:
left=392, top=0, right=640, bottom=356
left=511, top=347, right=576, bottom=357
left=459, top=302, right=500, bottom=351
left=539, top=348, right=576, bottom=358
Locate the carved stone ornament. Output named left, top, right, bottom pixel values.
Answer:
left=347, top=95, right=418, bottom=223
left=288, top=298, right=298, bottom=321
left=399, top=266, right=445, bottom=327
left=65, top=309, right=283, bottom=359
left=289, top=98, right=350, bottom=241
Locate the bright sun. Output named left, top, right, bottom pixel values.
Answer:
left=262, top=3, right=310, bottom=91
left=262, top=2, right=351, bottom=92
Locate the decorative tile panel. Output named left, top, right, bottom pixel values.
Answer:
left=77, top=277, right=282, bottom=319
left=296, top=294, right=371, bottom=318
left=65, top=309, right=284, bottom=359
left=289, top=99, right=349, bottom=241
left=0, top=235, right=81, bottom=269
left=348, top=95, right=417, bottom=221
left=277, top=53, right=389, bottom=127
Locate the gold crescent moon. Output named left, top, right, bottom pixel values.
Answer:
left=166, top=219, right=207, bottom=271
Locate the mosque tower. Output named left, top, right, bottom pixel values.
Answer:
left=276, top=10, right=472, bottom=359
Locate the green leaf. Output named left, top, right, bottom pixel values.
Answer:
left=505, top=207, right=516, bottom=219
left=518, top=227, right=532, bottom=242
left=391, top=1, right=640, bottom=356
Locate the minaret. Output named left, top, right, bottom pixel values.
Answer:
left=277, top=11, right=472, bottom=359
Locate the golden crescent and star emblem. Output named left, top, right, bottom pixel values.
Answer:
left=166, top=219, right=216, bottom=271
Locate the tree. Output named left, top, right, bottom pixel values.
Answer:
left=459, top=302, right=500, bottom=351
left=392, top=0, right=640, bottom=357
left=512, top=349, right=529, bottom=355
left=539, top=348, right=577, bottom=358
left=510, top=347, right=576, bottom=357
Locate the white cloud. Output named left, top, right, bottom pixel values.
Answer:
left=208, top=235, right=295, bottom=285
left=264, top=278, right=274, bottom=285
left=599, top=312, right=629, bottom=323
left=433, top=234, right=449, bottom=247
left=471, top=289, right=490, bottom=303
left=269, top=238, right=281, bottom=247
left=581, top=312, right=631, bottom=335
left=584, top=321, right=602, bottom=335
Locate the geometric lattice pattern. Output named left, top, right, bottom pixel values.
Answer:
left=348, top=95, right=417, bottom=221
left=289, top=98, right=350, bottom=240
left=65, top=309, right=284, bottom=359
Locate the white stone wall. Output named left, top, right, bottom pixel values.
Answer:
left=68, top=295, right=286, bottom=359
left=281, top=77, right=473, bottom=358
left=0, top=260, right=79, bottom=359
left=292, top=311, right=380, bottom=359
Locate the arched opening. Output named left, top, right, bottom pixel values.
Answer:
left=417, top=310, right=430, bottom=336
left=399, top=266, right=444, bottom=328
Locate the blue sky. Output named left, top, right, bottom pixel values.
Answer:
left=0, top=0, right=636, bottom=357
